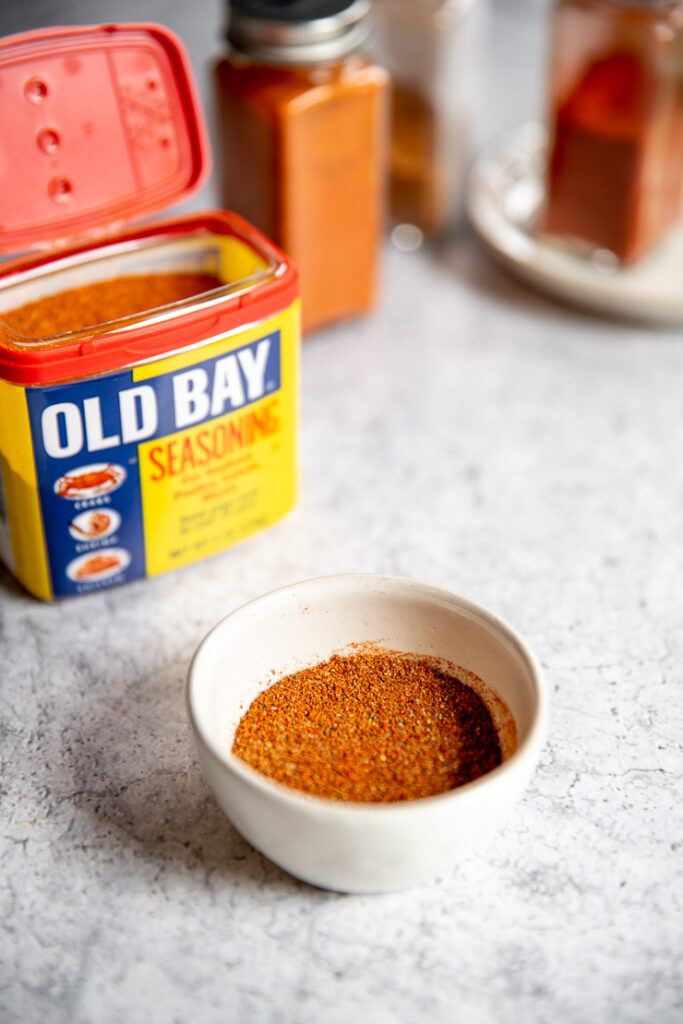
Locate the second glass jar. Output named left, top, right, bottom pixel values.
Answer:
left=543, top=0, right=683, bottom=264
left=372, top=0, right=486, bottom=237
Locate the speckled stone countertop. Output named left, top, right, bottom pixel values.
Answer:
left=1, top=2, right=682, bottom=1023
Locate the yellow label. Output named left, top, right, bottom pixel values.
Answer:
left=0, top=378, right=51, bottom=600
left=136, top=301, right=299, bottom=577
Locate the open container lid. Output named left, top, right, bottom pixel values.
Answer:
left=0, top=22, right=210, bottom=255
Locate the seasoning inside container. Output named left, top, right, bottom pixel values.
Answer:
left=232, top=651, right=516, bottom=802
left=1, top=272, right=223, bottom=338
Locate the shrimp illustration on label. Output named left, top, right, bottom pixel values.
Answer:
left=68, top=509, right=120, bottom=542
left=54, top=463, right=125, bottom=499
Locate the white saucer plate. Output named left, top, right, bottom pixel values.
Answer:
left=467, top=122, right=683, bottom=327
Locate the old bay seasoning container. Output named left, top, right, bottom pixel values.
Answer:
left=0, top=23, right=300, bottom=601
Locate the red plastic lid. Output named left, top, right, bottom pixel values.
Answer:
left=0, top=23, right=210, bottom=254
left=0, top=211, right=300, bottom=387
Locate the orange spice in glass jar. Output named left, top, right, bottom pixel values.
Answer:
left=543, top=0, right=683, bottom=264
left=215, top=0, right=389, bottom=333
left=372, top=0, right=486, bottom=237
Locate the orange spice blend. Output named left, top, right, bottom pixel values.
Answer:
left=215, top=1, right=388, bottom=334
left=1, top=272, right=222, bottom=338
left=232, top=652, right=505, bottom=802
left=543, top=0, right=683, bottom=264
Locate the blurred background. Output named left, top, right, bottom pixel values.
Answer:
left=0, top=0, right=554, bottom=218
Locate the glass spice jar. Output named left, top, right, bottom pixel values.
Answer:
left=215, top=0, right=388, bottom=333
left=542, top=0, right=683, bottom=264
left=371, top=0, right=486, bottom=238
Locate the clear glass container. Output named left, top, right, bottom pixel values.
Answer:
left=542, top=0, right=683, bottom=264
left=215, top=0, right=388, bottom=333
left=372, top=0, right=486, bottom=237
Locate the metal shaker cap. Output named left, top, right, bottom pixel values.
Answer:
left=227, top=0, right=372, bottom=64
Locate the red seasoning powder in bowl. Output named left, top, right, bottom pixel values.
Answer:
left=232, top=651, right=517, bottom=803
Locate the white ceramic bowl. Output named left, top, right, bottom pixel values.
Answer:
left=187, top=574, right=547, bottom=893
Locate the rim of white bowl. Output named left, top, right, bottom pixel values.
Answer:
left=187, top=573, right=548, bottom=818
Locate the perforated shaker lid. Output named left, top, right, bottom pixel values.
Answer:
left=0, top=22, right=210, bottom=255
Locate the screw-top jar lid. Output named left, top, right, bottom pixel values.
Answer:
left=227, top=0, right=372, bottom=64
